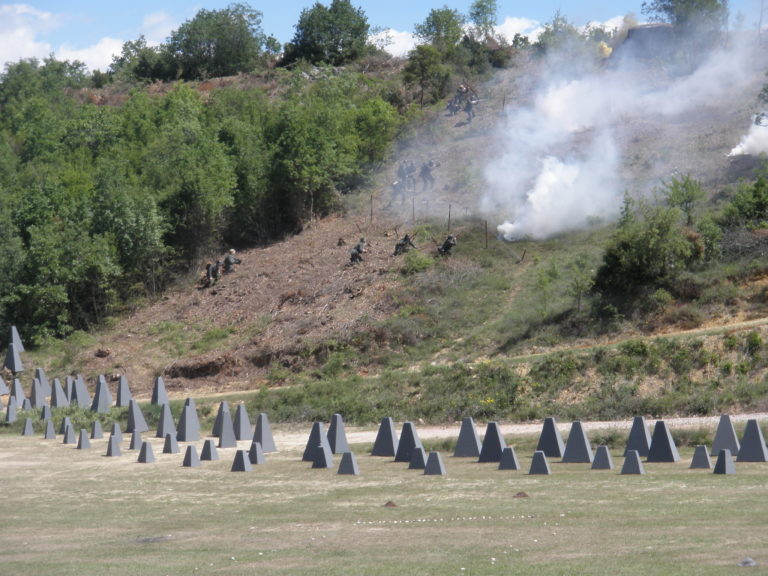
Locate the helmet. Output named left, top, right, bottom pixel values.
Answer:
left=229, top=249, right=235, bottom=254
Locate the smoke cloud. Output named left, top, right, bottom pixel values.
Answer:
left=729, top=121, right=768, bottom=157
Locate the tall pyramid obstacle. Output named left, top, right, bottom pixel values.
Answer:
left=176, top=400, right=200, bottom=442
left=562, top=421, right=594, bottom=463
left=138, top=441, right=155, bottom=463
left=338, top=451, right=360, bottom=475
left=714, top=448, right=737, bottom=475
left=217, top=410, right=237, bottom=449
left=8, top=325, right=24, bottom=353
left=248, top=441, right=265, bottom=465
left=21, top=417, right=34, bottom=436
left=10, top=378, right=24, bottom=407
left=453, top=417, right=482, bottom=457
left=182, top=445, right=201, bottom=467
left=110, top=423, right=123, bottom=444
left=0, top=375, right=8, bottom=396
left=690, top=445, right=712, bottom=469
left=40, top=404, right=52, bottom=421
left=591, top=445, right=614, bottom=470
left=409, top=446, right=428, bottom=470
left=91, top=420, right=103, bottom=440
left=127, top=399, right=149, bottom=433
left=34, top=368, right=50, bottom=397
left=43, top=418, right=55, bottom=439
left=498, top=446, right=521, bottom=471
left=529, top=451, right=552, bottom=475
left=106, top=435, right=122, bottom=457
left=4, top=342, right=23, bottom=374
left=478, top=422, right=507, bottom=463
left=59, top=416, right=73, bottom=435
left=64, top=376, right=74, bottom=402
left=312, top=441, right=334, bottom=469
left=302, top=422, right=329, bottom=462
left=736, top=419, right=768, bottom=462
left=163, top=433, right=180, bottom=454
left=129, top=430, right=142, bottom=450
left=233, top=405, right=252, bottom=442
left=212, top=401, right=230, bottom=437
left=711, top=414, right=740, bottom=457
left=647, top=420, right=680, bottom=462
left=253, top=413, right=276, bottom=452
left=62, top=423, right=76, bottom=444
left=115, top=376, right=132, bottom=408
left=151, top=376, right=169, bottom=406
left=201, top=439, right=219, bottom=461
left=424, top=452, right=447, bottom=475
left=395, top=422, right=424, bottom=463
left=536, top=417, right=566, bottom=458
left=21, top=397, right=32, bottom=411
left=327, top=413, right=349, bottom=454
left=231, top=450, right=253, bottom=472
left=156, top=403, right=177, bottom=439
left=30, top=378, right=45, bottom=409
left=50, top=378, right=69, bottom=408
left=77, top=429, right=91, bottom=450
left=621, top=450, right=646, bottom=475
left=90, top=375, right=112, bottom=413
left=72, top=375, right=90, bottom=407
left=371, top=417, right=399, bottom=457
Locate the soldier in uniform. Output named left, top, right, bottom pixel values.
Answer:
left=420, top=161, right=436, bottom=190
left=223, top=249, right=241, bottom=273
left=393, top=234, right=417, bottom=256
left=437, top=234, right=457, bottom=256
left=349, top=237, right=367, bottom=264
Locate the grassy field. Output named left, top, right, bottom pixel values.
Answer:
left=1, top=427, right=766, bottom=575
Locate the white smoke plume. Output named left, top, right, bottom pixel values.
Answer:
left=729, top=121, right=768, bottom=157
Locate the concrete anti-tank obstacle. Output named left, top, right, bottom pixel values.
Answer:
left=562, top=421, right=594, bottom=463
left=647, top=420, right=680, bottom=462
left=50, top=378, right=68, bottom=408
left=21, top=417, right=34, bottom=436
left=212, top=401, right=230, bottom=437
left=233, top=404, right=252, bottom=442
left=129, top=430, right=142, bottom=451
left=127, top=399, right=149, bottom=433
left=8, top=325, right=24, bottom=353
left=312, top=441, right=334, bottom=469
left=529, top=450, right=552, bottom=475
left=231, top=450, right=252, bottom=472
left=217, top=409, right=237, bottom=448
left=714, top=448, right=736, bottom=475
left=163, top=433, right=180, bottom=454
left=454, top=417, right=482, bottom=457
left=151, top=376, right=168, bottom=406
left=90, top=375, right=113, bottom=413
left=371, top=417, right=399, bottom=457
left=248, top=441, right=265, bottom=465
left=138, top=441, right=155, bottom=463
left=110, top=423, right=123, bottom=444
left=39, top=404, right=52, bottom=421
left=21, top=397, right=32, bottom=411
left=395, top=421, right=424, bottom=463
left=327, top=413, right=349, bottom=454
left=156, top=403, right=176, bottom=439
left=338, top=451, right=360, bottom=475
left=201, top=439, right=219, bottom=461
left=303, top=422, right=329, bottom=462
left=176, top=399, right=200, bottom=442
left=536, top=417, right=565, bottom=458
left=116, top=375, right=132, bottom=408
left=478, top=421, right=507, bottom=463
left=91, top=420, right=103, bottom=440
left=30, top=378, right=45, bottom=409
left=72, top=375, right=90, bottom=407
left=5, top=396, right=17, bottom=424
left=498, top=446, right=521, bottom=471
left=58, top=416, right=73, bottom=435
left=77, top=429, right=91, bottom=450
left=62, top=423, right=76, bottom=445
left=408, top=446, right=427, bottom=470
left=621, top=450, right=646, bottom=475
left=690, top=445, right=712, bottom=469
left=253, top=413, right=276, bottom=452
left=106, top=435, right=122, bottom=457
left=0, top=375, right=8, bottom=396
left=736, top=419, right=768, bottom=462
left=34, top=368, right=50, bottom=397
left=424, top=451, right=446, bottom=476
left=711, top=414, right=740, bottom=457
left=182, top=445, right=201, bottom=467
left=10, top=378, right=24, bottom=407
left=592, top=445, right=614, bottom=470
left=4, top=341, right=23, bottom=374
left=43, top=418, right=55, bottom=439
left=64, top=376, right=74, bottom=402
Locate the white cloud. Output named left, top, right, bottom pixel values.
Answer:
left=57, top=36, right=124, bottom=72
left=141, top=11, right=176, bottom=45
left=495, top=16, right=541, bottom=42
left=0, top=4, right=57, bottom=68
left=374, top=28, right=417, bottom=57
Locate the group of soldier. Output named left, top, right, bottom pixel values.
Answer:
left=446, top=83, right=478, bottom=124
left=391, top=158, right=440, bottom=206
left=348, top=232, right=456, bottom=265
left=200, top=249, right=242, bottom=288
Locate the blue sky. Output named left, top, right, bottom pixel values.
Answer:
left=0, top=1, right=762, bottom=71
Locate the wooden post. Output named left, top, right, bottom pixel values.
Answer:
left=412, top=196, right=415, bottom=224
left=485, top=220, right=488, bottom=249
left=448, top=204, right=452, bottom=231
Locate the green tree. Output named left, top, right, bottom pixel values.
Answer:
left=469, top=0, right=498, bottom=41
left=414, top=6, right=466, bottom=55
left=662, top=174, right=705, bottom=226
left=642, top=0, right=729, bottom=54
left=533, top=11, right=586, bottom=56
left=109, top=36, right=163, bottom=82
left=402, top=44, right=450, bottom=106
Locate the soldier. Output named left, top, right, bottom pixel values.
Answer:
left=223, top=249, right=241, bottom=273
left=212, top=260, right=222, bottom=281
left=349, top=237, right=367, bottom=265
left=405, top=160, right=417, bottom=191
left=437, top=234, right=457, bottom=256
left=465, top=97, right=477, bottom=123
left=391, top=179, right=406, bottom=206
left=420, top=161, right=435, bottom=191
left=393, top=233, right=417, bottom=256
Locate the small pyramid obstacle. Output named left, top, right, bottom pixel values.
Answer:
left=106, top=435, right=122, bottom=457
left=690, top=445, right=712, bottom=469
left=498, top=446, right=521, bottom=471
left=233, top=404, right=252, bottom=442
left=395, top=421, right=424, bottom=463
left=63, top=423, right=76, bottom=445
left=4, top=341, right=23, bottom=374
left=138, top=441, right=155, bottom=463
left=151, top=376, right=168, bottom=406
left=129, top=430, right=142, bottom=450
left=21, top=397, right=31, bottom=410
left=371, top=417, right=399, bottom=457
left=338, top=451, right=360, bottom=475
left=156, top=403, right=176, bottom=439
left=478, top=422, right=507, bottom=463
left=711, top=414, right=740, bottom=457
left=115, top=375, right=132, bottom=408
left=50, top=378, right=69, bottom=408
left=231, top=450, right=252, bottom=472
left=248, top=441, right=265, bottom=464
left=621, top=450, right=646, bottom=475
left=8, top=325, right=24, bottom=353
left=529, top=450, right=552, bottom=475
left=736, top=419, right=768, bottom=462
left=0, top=375, right=8, bottom=396
left=43, top=418, right=55, bottom=439
left=9, top=378, right=24, bottom=407
left=424, top=452, right=446, bottom=475
left=647, top=420, right=680, bottom=462
left=40, top=404, right=52, bottom=421
left=312, top=441, right=334, bottom=469
left=90, top=375, right=113, bottom=413
left=302, top=421, right=329, bottom=462
left=453, top=417, right=482, bottom=457
left=536, top=417, right=565, bottom=458
left=176, top=399, right=200, bottom=442
left=253, top=413, right=276, bottom=452
left=77, top=429, right=91, bottom=450
left=212, top=401, right=230, bottom=437
left=21, top=417, right=34, bottom=436
left=200, top=439, right=219, bottom=461
left=163, top=433, right=180, bottom=454
left=592, top=445, right=614, bottom=470
left=59, top=416, right=73, bottom=435
left=713, top=448, right=736, bottom=475
left=30, top=378, right=45, bottom=409
left=35, top=368, right=50, bottom=397
left=110, top=423, right=123, bottom=444
left=5, top=396, right=17, bottom=424
left=562, top=421, right=594, bottom=463
left=91, top=420, right=103, bottom=440
left=327, top=413, right=349, bottom=454
left=127, top=399, right=149, bottom=433
left=217, top=410, right=237, bottom=448
left=72, top=375, right=90, bottom=407
left=408, top=446, right=427, bottom=470
left=182, top=445, right=201, bottom=467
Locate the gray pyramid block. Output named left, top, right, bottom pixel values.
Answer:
left=312, top=442, right=334, bottom=469
left=39, top=404, right=52, bottom=421
left=182, top=445, right=200, bottom=467
left=163, top=433, right=180, bottom=454
left=5, top=395, right=17, bottom=424
left=562, top=421, right=594, bottom=463
left=498, top=446, right=521, bottom=470
left=9, top=326, right=24, bottom=353
left=714, top=448, right=736, bottom=474
left=218, top=410, right=237, bottom=448
left=21, top=397, right=32, bottom=410
left=303, top=422, right=330, bottom=462
left=30, top=378, right=45, bottom=409
left=536, top=417, right=565, bottom=458
left=253, top=413, right=276, bottom=452
left=4, top=342, right=23, bottom=373
left=0, top=375, right=8, bottom=395
left=156, top=403, right=177, bottom=439
left=201, top=439, right=219, bottom=461
left=736, top=419, right=768, bottom=462
left=21, top=417, right=34, bottom=436
left=478, top=422, right=507, bottom=463
left=453, top=417, right=482, bottom=457
left=529, top=450, right=552, bottom=475
left=106, top=435, right=122, bottom=457
left=327, top=413, right=349, bottom=454
left=621, top=450, right=646, bottom=475
left=72, top=375, right=90, bottom=407
left=50, top=378, right=68, bottom=408
left=338, top=451, right=360, bottom=475
left=212, top=401, right=230, bottom=437
left=151, top=376, right=169, bottom=406
left=64, top=376, right=74, bottom=401
left=115, top=375, right=132, bottom=408
left=248, top=441, right=265, bottom=464
left=63, top=423, right=76, bottom=444
left=231, top=450, right=252, bottom=472
left=110, top=423, right=123, bottom=444
left=59, top=416, right=73, bottom=435
left=138, top=441, right=155, bottom=463
left=90, top=376, right=112, bottom=413
left=647, top=420, right=680, bottom=462
left=371, top=417, right=399, bottom=457
left=9, top=378, right=24, bottom=406
left=129, top=430, right=142, bottom=450
left=690, top=445, right=712, bottom=469
left=127, top=399, right=149, bottom=433
left=77, top=429, right=91, bottom=450
left=592, top=445, right=614, bottom=470
left=34, top=368, right=50, bottom=397
left=43, top=418, right=55, bottom=439
left=408, top=446, right=427, bottom=470
left=176, top=401, right=200, bottom=442
left=91, top=420, right=104, bottom=440
left=424, top=451, right=446, bottom=475
left=711, top=414, right=740, bottom=456
left=233, top=404, right=252, bottom=441
left=395, top=421, right=424, bottom=463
